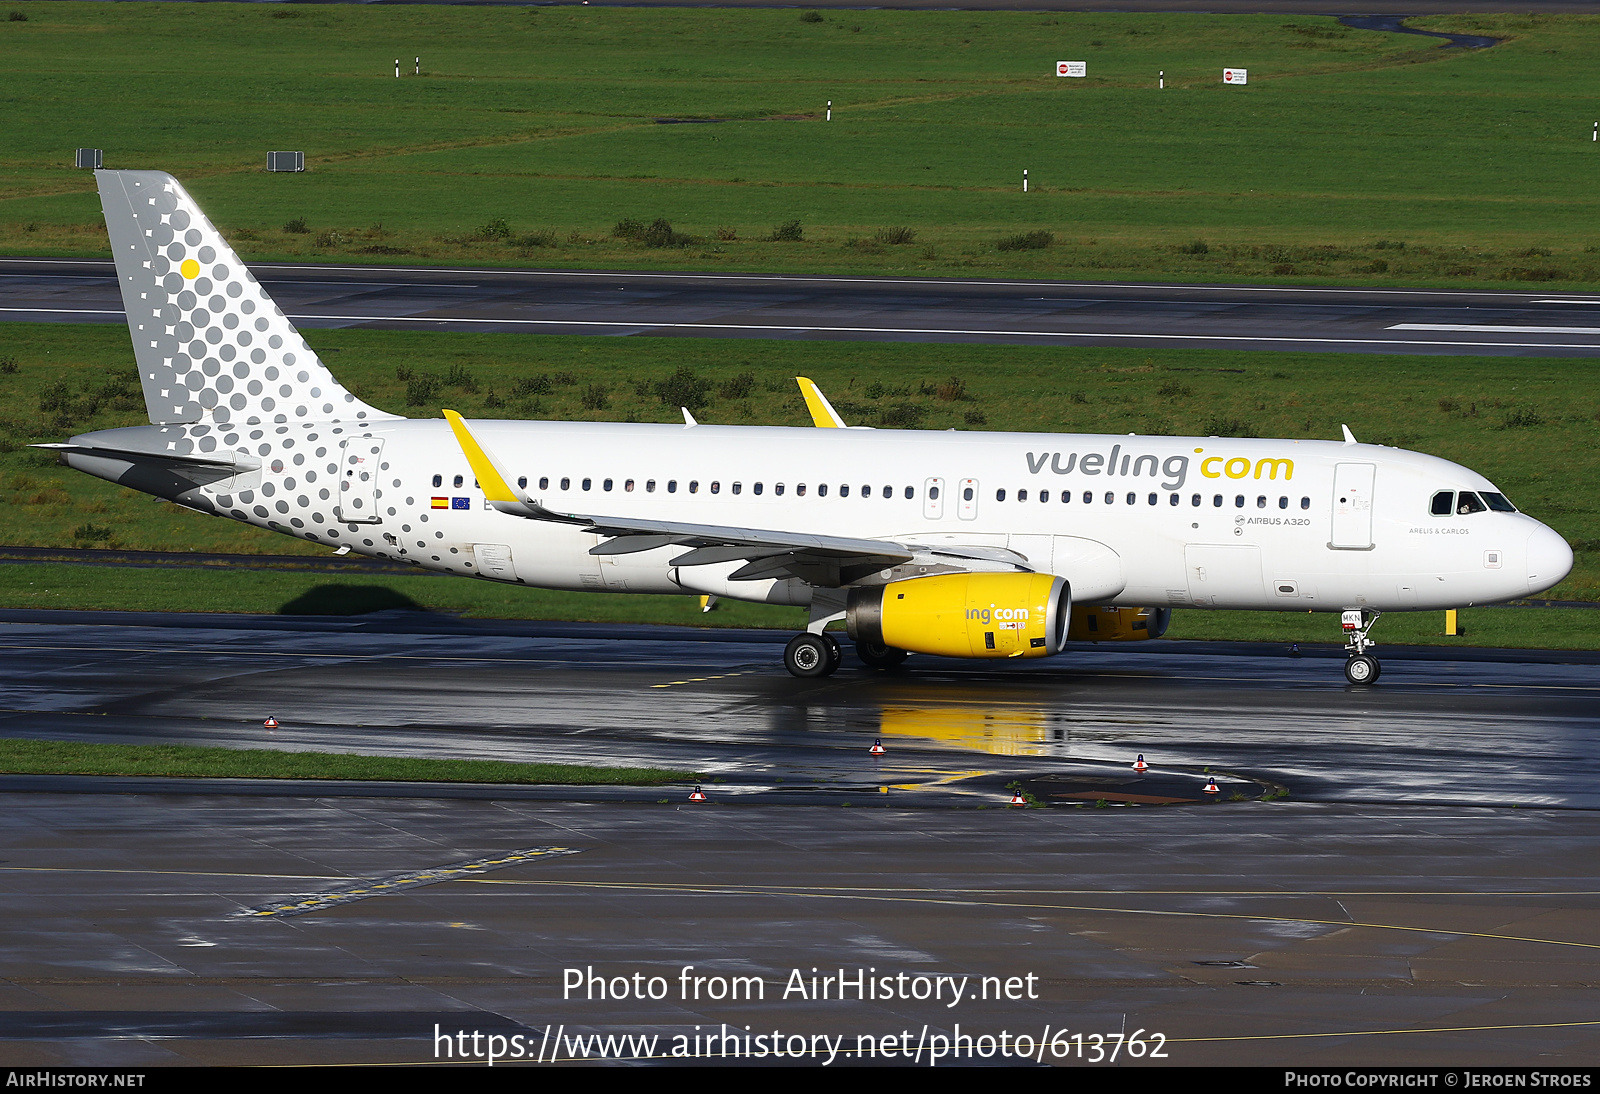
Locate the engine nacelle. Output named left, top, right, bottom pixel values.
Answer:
left=1066, top=605, right=1172, bottom=642
left=847, top=572, right=1071, bottom=659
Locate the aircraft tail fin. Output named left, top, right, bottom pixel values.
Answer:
left=95, top=170, right=398, bottom=428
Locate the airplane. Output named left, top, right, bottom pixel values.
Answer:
left=42, top=171, right=1574, bottom=685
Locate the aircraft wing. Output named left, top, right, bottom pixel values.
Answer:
left=444, top=409, right=1030, bottom=587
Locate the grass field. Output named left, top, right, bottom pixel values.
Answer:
left=0, top=737, right=695, bottom=785
left=6, top=5, right=1600, bottom=285
left=2, top=319, right=1597, bottom=620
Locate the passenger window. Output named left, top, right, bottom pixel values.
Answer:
left=432, top=474, right=442, bottom=488
left=582, top=478, right=592, bottom=491
left=1148, top=493, right=1157, bottom=506
left=1126, top=492, right=1135, bottom=505
left=517, top=476, right=527, bottom=489
left=1431, top=490, right=1455, bottom=516
left=1040, top=490, right=1049, bottom=503
left=603, top=478, right=613, bottom=492
left=1278, top=496, right=1287, bottom=509
left=646, top=480, right=656, bottom=493
left=667, top=480, right=677, bottom=493
left=1213, top=495, right=1223, bottom=507
left=839, top=484, right=849, bottom=497
left=904, top=486, right=914, bottom=500
left=690, top=481, right=699, bottom=494
left=710, top=481, right=720, bottom=494
left=1062, top=491, right=1072, bottom=503
left=1235, top=495, right=1245, bottom=508
left=862, top=485, right=872, bottom=498
left=798, top=484, right=807, bottom=497
left=539, top=476, right=549, bottom=490
left=1457, top=491, right=1487, bottom=514
left=753, top=483, right=762, bottom=495
left=1017, top=489, right=1027, bottom=502
left=1192, top=494, right=1202, bottom=507
left=625, top=479, right=635, bottom=492
left=776, top=484, right=785, bottom=496
left=819, top=484, right=829, bottom=497
left=996, top=488, right=1007, bottom=502
left=1083, top=491, right=1093, bottom=504
left=560, top=477, right=570, bottom=490
left=453, top=474, right=464, bottom=488
left=731, top=483, right=741, bottom=495
left=1256, top=496, right=1266, bottom=508
left=1300, top=496, right=1310, bottom=509
left=1105, top=492, right=1115, bottom=504
left=1482, top=491, right=1517, bottom=513
left=1169, top=493, right=1179, bottom=507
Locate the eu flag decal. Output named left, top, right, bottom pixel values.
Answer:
left=451, top=497, right=471, bottom=510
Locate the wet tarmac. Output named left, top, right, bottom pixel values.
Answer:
left=0, top=611, right=1597, bottom=1066
left=10, top=258, right=1600, bottom=357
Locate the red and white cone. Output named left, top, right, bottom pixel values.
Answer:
left=1009, top=790, right=1028, bottom=807
left=688, top=786, right=707, bottom=802
left=263, top=716, right=279, bottom=729
left=869, top=739, right=885, bottom=755
left=1132, top=753, right=1148, bottom=773
left=1202, top=778, right=1221, bottom=795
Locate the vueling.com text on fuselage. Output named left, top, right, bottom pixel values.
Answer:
left=1023, top=447, right=1295, bottom=492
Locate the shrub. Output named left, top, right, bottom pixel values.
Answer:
left=1365, top=259, right=1389, bottom=274
left=282, top=217, right=309, bottom=234
left=714, top=226, right=738, bottom=242
left=0, top=355, right=16, bottom=375
left=1202, top=416, right=1257, bottom=438
left=864, top=382, right=885, bottom=399
left=313, top=229, right=346, bottom=248
left=581, top=383, right=610, bottom=410
left=552, top=370, right=577, bottom=386
left=613, top=217, right=645, bottom=239
left=1157, top=380, right=1192, bottom=398
left=653, top=366, right=713, bottom=410
left=640, top=218, right=688, bottom=247
left=1178, top=239, right=1209, bottom=255
left=1069, top=391, right=1088, bottom=404
left=511, top=375, right=552, bottom=399
left=1502, top=266, right=1566, bottom=282
left=8, top=11, right=27, bottom=21
left=484, top=390, right=505, bottom=410
left=1516, top=247, right=1553, bottom=257
left=718, top=371, right=756, bottom=400
left=1501, top=407, right=1544, bottom=429
left=517, top=229, right=558, bottom=249
left=964, top=409, right=987, bottom=426
left=768, top=220, right=803, bottom=242
left=934, top=376, right=967, bottom=401
left=72, top=523, right=113, bottom=542
left=997, top=230, right=1053, bottom=252
left=879, top=403, right=925, bottom=428
left=477, top=217, right=511, bottom=240
left=1372, top=239, right=1406, bottom=250
left=1438, top=397, right=1459, bottom=412
left=37, top=378, right=70, bottom=413
left=360, top=245, right=411, bottom=255
left=874, top=226, right=916, bottom=245
left=799, top=9, right=824, bottom=22
left=1272, top=263, right=1296, bottom=276
left=405, top=374, right=441, bottom=406
left=446, top=363, right=478, bottom=392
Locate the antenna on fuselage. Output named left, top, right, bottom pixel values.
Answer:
left=1341, top=424, right=1358, bottom=446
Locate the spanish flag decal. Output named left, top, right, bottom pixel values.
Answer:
left=430, top=497, right=448, bottom=509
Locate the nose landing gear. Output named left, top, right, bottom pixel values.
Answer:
left=1341, top=608, right=1382, bottom=684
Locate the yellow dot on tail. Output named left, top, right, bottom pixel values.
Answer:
left=180, top=259, right=199, bottom=279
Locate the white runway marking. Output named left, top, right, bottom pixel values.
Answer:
left=1389, top=323, right=1600, bottom=335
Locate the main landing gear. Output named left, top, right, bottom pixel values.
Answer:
left=1341, top=608, right=1382, bottom=685
left=784, top=632, right=842, bottom=678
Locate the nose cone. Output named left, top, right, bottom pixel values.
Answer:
left=1526, top=524, right=1574, bottom=596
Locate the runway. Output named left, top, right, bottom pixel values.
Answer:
left=2, top=611, right=1597, bottom=1066
left=8, top=257, right=1600, bottom=356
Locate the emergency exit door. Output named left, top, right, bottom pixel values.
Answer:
left=1331, top=463, right=1375, bottom=549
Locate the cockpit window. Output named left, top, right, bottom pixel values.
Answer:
left=1430, top=490, right=1454, bottom=516
left=1481, top=491, right=1517, bottom=513
left=1456, top=491, right=1487, bottom=515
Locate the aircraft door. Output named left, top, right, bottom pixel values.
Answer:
left=1331, top=463, right=1376, bottom=549
left=923, top=477, right=945, bottom=520
left=335, top=437, right=384, bottom=523
left=958, top=478, right=979, bottom=520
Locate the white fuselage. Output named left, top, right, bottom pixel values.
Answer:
left=87, top=418, right=1568, bottom=615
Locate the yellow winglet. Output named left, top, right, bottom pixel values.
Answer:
left=796, top=376, right=847, bottom=428
left=442, top=409, right=520, bottom=504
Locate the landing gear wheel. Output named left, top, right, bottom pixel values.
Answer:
left=822, top=633, right=842, bottom=674
left=855, top=639, right=909, bottom=670
left=1344, top=654, right=1380, bottom=685
left=785, top=633, right=837, bottom=678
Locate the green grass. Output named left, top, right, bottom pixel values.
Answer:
left=3, top=320, right=1597, bottom=604
left=0, top=737, right=695, bottom=785
left=6, top=5, right=1600, bottom=285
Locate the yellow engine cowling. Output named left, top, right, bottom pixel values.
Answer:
left=1066, top=605, right=1172, bottom=642
left=846, top=572, right=1071, bottom=659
